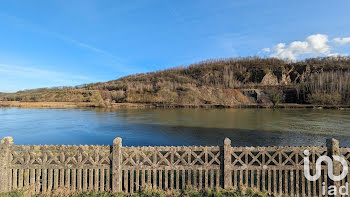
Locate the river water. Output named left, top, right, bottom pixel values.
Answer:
left=0, top=107, right=349, bottom=147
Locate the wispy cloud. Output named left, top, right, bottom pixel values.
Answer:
left=262, top=34, right=350, bottom=60
left=52, top=33, right=124, bottom=62
left=0, top=64, right=90, bottom=91
left=1, top=13, right=124, bottom=64
left=0, top=64, right=87, bottom=79
left=333, top=37, right=350, bottom=45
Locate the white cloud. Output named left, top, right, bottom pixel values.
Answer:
left=263, top=34, right=350, bottom=60
left=327, top=53, right=348, bottom=57
left=269, top=34, right=331, bottom=60
left=333, top=37, right=350, bottom=45
left=262, top=48, right=271, bottom=52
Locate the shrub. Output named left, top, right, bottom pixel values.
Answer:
left=266, top=89, right=284, bottom=107
left=307, top=92, right=342, bottom=105
left=110, top=90, right=126, bottom=103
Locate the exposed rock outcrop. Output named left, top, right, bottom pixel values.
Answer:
left=261, top=72, right=278, bottom=85
left=241, top=89, right=272, bottom=104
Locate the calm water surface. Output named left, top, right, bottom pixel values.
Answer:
left=0, top=107, right=349, bottom=147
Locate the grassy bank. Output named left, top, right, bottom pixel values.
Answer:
left=0, top=101, right=154, bottom=109
left=1, top=101, right=349, bottom=110
left=0, top=185, right=284, bottom=197
left=0, top=101, right=98, bottom=109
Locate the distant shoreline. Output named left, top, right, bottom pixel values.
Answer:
left=0, top=101, right=349, bottom=110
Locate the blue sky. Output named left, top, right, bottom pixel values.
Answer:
left=1, top=0, right=350, bottom=92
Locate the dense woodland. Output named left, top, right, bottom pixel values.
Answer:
left=1, top=56, right=350, bottom=107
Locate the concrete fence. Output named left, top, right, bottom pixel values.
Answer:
left=0, top=136, right=348, bottom=196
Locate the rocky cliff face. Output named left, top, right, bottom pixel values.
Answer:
left=241, top=89, right=272, bottom=104
left=261, top=72, right=279, bottom=86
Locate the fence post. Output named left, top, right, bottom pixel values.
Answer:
left=0, top=136, right=13, bottom=193
left=112, top=137, right=122, bottom=193
left=327, top=138, right=341, bottom=197
left=224, top=137, right=232, bottom=189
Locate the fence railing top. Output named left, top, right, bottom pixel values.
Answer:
left=122, top=146, right=221, bottom=151
left=0, top=136, right=338, bottom=151
left=11, top=144, right=111, bottom=148
left=230, top=145, right=327, bottom=149
left=123, top=145, right=220, bottom=148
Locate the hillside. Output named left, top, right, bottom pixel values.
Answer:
left=1, top=57, right=350, bottom=107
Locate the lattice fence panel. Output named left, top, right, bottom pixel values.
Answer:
left=1, top=137, right=347, bottom=196
left=228, top=146, right=328, bottom=196
left=121, top=146, right=221, bottom=192
left=9, top=145, right=112, bottom=193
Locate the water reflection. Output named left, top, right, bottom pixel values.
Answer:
left=0, top=107, right=349, bottom=147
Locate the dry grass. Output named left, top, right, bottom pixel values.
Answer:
left=0, top=101, right=98, bottom=109
left=1, top=101, right=349, bottom=110
left=0, top=101, right=158, bottom=109
left=0, top=185, right=286, bottom=197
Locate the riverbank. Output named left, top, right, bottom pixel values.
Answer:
left=152, top=103, right=350, bottom=109
left=1, top=101, right=349, bottom=109
left=0, top=101, right=156, bottom=109
left=0, top=101, right=98, bottom=109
